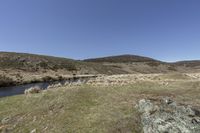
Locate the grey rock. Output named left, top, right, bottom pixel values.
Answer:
left=162, top=97, right=174, bottom=105
left=136, top=98, right=200, bottom=133
left=1, top=117, right=11, bottom=124
left=30, top=129, right=37, bottom=133
left=24, top=86, right=41, bottom=94
left=137, top=99, right=154, bottom=114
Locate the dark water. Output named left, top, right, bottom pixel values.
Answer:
left=0, top=76, right=95, bottom=98
left=0, top=82, right=50, bottom=98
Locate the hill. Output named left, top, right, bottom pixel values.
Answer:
left=84, top=55, right=200, bottom=73
left=0, top=52, right=132, bottom=86
left=84, top=54, right=177, bottom=74
left=84, top=54, right=161, bottom=63
left=0, top=52, right=174, bottom=75
left=0, top=52, right=200, bottom=87
left=174, top=60, right=200, bottom=68
left=0, top=52, right=79, bottom=71
left=0, top=52, right=135, bottom=75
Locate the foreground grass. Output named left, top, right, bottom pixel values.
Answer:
left=1, top=81, right=200, bottom=133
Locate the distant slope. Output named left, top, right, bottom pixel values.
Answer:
left=3, top=52, right=200, bottom=87
left=174, top=60, right=200, bottom=67
left=0, top=52, right=129, bottom=75
left=84, top=54, right=161, bottom=63
left=0, top=52, right=79, bottom=71
left=84, top=54, right=174, bottom=74
left=84, top=55, right=200, bottom=73
left=0, top=52, right=200, bottom=76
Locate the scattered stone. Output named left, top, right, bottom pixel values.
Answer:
left=136, top=97, right=200, bottom=133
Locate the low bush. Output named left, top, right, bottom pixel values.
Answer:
left=0, top=75, right=15, bottom=87
left=42, top=76, right=56, bottom=82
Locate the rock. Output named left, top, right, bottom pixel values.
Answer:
left=136, top=98, right=200, bottom=133
left=137, top=99, right=155, bottom=114
left=192, top=108, right=200, bottom=116
left=30, top=129, right=36, bottom=133
left=161, top=97, right=174, bottom=104
left=24, top=86, right=41, bottom=94
left=53, top=83, right=62, bottom=88
left=186, top=106, right=196, bottom=117
left=1, top=117, right=11, bottom=124
left=33, top=116, right=37, bottom=122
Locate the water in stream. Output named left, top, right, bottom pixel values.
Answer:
left=0, top=77, right=91, bottom=98
left=0, top=82, right=50, bottom=98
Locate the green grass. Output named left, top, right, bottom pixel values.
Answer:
left=1, top=81, right=200, bottom=133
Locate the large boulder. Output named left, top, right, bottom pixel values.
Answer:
left=136, top=97, right=200, bottom=133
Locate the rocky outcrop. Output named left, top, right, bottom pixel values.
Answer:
left=136, top=97, right=200, bottom=133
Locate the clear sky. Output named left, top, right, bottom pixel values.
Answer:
left=0, top=0, right=200, bottom=62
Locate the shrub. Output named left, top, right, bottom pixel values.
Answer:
left=0, top=75, right=15, bottom=87
left=42, top=76, right=56, bottom=82
left=168, top=66, right=177, bottom=71
left=146, top=62, right=160, bottom=67
left=38, top=62, right=49, bottom=69
left=58, top=76, right=64, bottom=81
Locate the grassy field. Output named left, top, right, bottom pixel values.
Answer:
left=1, top=75, right=200, bottom=133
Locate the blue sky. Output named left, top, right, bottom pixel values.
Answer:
left=0, top=0, right=200, bottom=62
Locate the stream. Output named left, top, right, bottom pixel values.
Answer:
left=0, top=75, right=96, bottom=98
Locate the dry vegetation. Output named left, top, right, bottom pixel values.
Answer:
left=1, top=52, right=200, bottom=132
left=0, top=69, right=69, bottom=87
left=0, top=75, right=15, bottom=87
left=1, top=73, right=200, bottom=132
left=1, top=52, right=200, bottom=88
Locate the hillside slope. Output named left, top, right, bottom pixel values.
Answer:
left=0, top=52, right=175, bottom=75
left=0, top=52, right=131, bottom=86
left=0, top=52, right=200, bottom=87
left=0, top=52, right=135, bottom=75
left=174, top=60, right=200, bottom=68
left=1, top=52, right=200, bottom=75
left=84, top=54, right=159, bottom=63
left=84, top=55, right=200, bottom=73
left=84, top=55, right=177, bottom=74
left=0, top=52, right=80, bottom=71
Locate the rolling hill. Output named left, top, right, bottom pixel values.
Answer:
left=1, top=52, right=200, bottom=74
left=84, top=54, right=160, bottom=63
left=0, top=52, right=79, bottom=71
left=0, top=52, right=200, bottom=87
